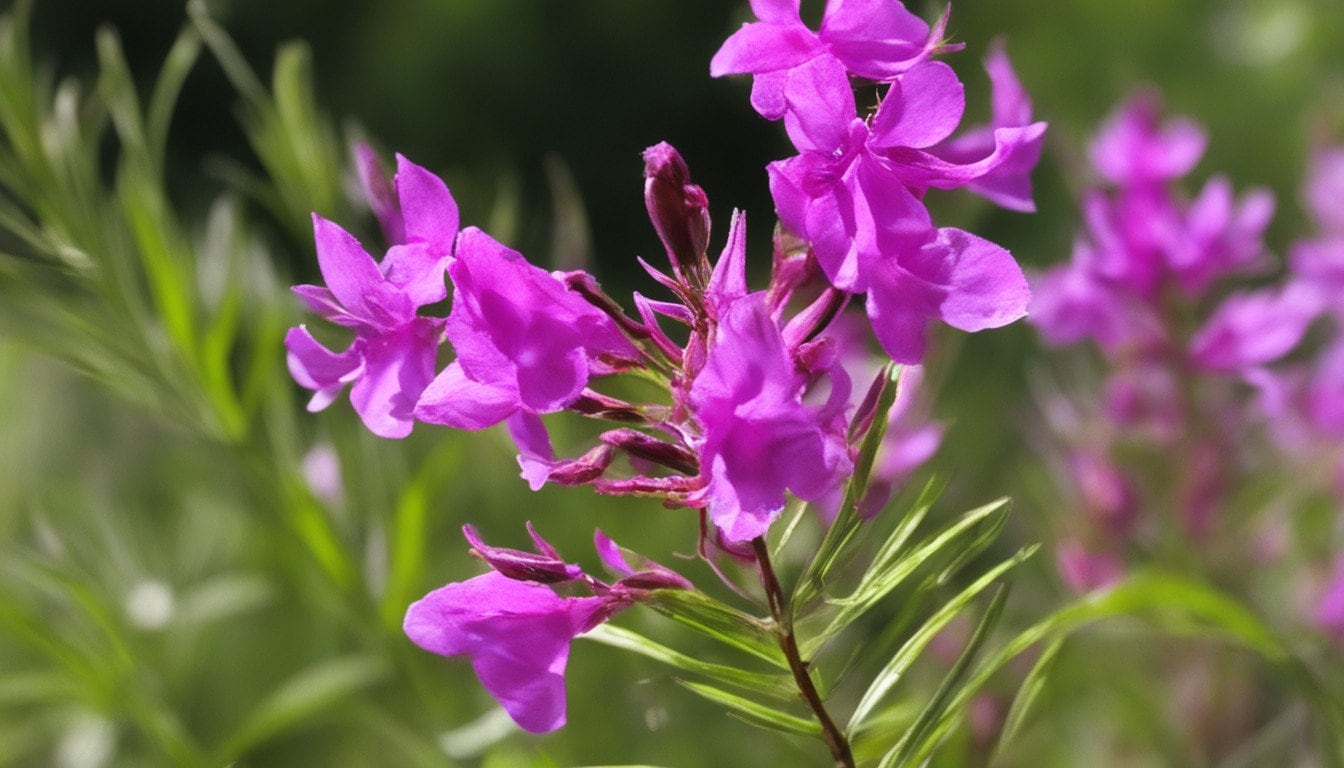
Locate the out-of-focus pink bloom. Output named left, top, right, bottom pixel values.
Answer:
left=1056, top=538, right=1125, bottom=594
left=1069, top=451, right=1138, bottom=538
left=300, top=443, right=343, bottom=505
left=1189, top=283, right=1322, bottom=372
left=1169, top=176, right=1274, bottom=296
left=1315, top=555, right=1344, bottom=642
left=1089, top=91, right=1206, bottom=188
left=1304, top=147, right=1344, bottom=235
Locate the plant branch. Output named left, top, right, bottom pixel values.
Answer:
left=753, top=537, right=854, bottom=768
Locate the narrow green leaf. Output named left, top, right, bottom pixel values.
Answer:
left=992, top=637, right=1065, bottom=760
left=212, top=654, right=387, bottom=762
left=644, top=589, right=787, bottom=669
left=793, top=363, right=902, bottom=610
left=380, top=440, right=463, bottom=628
left=812, top=497, right=1010, bottom=658
left=0, top=671, right=77, bottom=705
left=679, top=680, right=821, bottom=737
left=925, top=572, right=1344, bottom=768
left=847, top=545, right=1037, bottom=732
left=145, top=26, right=201, bottom=175
left=94, top=28, right=146, bottom=161
left=280, top=477, right=356, bottom=590
left=880, top=585, right=1010, bottom=768
left=186, top=0, right=270, bottom=108
left=271, top=43, right=340, bottom=215
left=583, top=623, right=794, bottom=699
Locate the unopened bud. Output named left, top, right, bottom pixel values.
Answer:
left=600, top=429, right=698, bottom=475
left=463, top=524, right=582, bottom=584
left=547, top=444, right=617, bottom=486
left=353, top=142, right=404, bottom=245
left=643, top=142, right=711, bottom=281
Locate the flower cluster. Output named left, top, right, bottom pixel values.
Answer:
left=712, top=0, right=1045, bottom=362
left=285, top=0, right=1042, bottom=735
left=1030, top=93, right=1344, bottom=610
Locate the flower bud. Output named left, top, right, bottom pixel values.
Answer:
left=643, top=142, right=711, bottom=281
left=600, top=429, right=698, bottom=475
left=463, top=524, right=583, bottom=584
left=546, top=444, right=617, bottom=486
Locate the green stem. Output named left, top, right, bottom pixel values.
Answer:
left=752, top=538, right=855, bottom=768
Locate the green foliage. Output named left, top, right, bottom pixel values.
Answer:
left=2, top=2, right=1343, bottom=766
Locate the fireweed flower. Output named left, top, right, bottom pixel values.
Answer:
left=763, top=54, right=1037, bottom=362
left=689, top=292, right=852, bottom=541
left=414, top=228, right=639, bottom=488
left=404, top=526, right=688, bottom=733
left=710, top=0, right=952, bottom=123
left=285, top=155, right=458, bottom=438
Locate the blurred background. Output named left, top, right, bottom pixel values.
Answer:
left=3, top=0, right=1343, bottom=765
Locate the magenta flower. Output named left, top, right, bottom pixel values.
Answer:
left=1089, top=91, right=1206, bottom=188
left=405, top=571, right=608, bottom=733
left=1028, top=241, right=1163, bottom=354
left=285, top=156, right=458, bottom=438
left=928, top=42, right=1047, bottom=212
left=864, top=226, right=1030, bottom=363
left=1292, top=147, right=1344, bottom=316
left=1304, top=147, right=1344, bottom=234
left=762, top=56, right=1034, bottom=362
left=1055, top=539, right=1125, bottom=594
left=1189, top=283, right=1323, bottom=372
left=415, top=228, right=638, bottom=486
left=405, top=526, right=687, bottom=733
left=689, top=293, right=852, bottom=541
left=710, top=0, right=948, bottom=123
left=1318, top=555, right=1344, bottom=643
left=1169, top=176, right=1274, bottom=295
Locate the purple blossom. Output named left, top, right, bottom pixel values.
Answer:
left=285, top=156, right=457, bottom=438
left=929, top=42, right=1047, bottom=212
left=864, top=226, right=1030, bottom=363
left=1304, top=146, right=1344, bottom=235
left=1189, top=283, right=1323, bottom=372
left=1318, top=554, right=1344, bottom=643
left=1089, top=91, right=1206, bottom=188
left=689, top=293, right=852, bottom=541
left=1055, top=539, right=1125, bottom=594
left=762, top=56, right=1034, bottom=362
left=1170, top=176, right=1274, bottom=296
left=1292, top=146, right=1344, bottom=316
left=414, top=228, right=638, bottom=485
left=405, top=571, right=609, bottom=733
left=1028, top=241, right=1163, bottom=354
left=710, top=0, right=949, bottom=123
left=404, top=526, right=687, bottom=733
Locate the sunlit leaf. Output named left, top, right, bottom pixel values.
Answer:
left=679, top=680, right=821, bottom=737
left=847, top=545, right=1037, bottom=732
left=583, top=623, right=794, bottom=698
left=644, top=589, right=786, bottom=669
